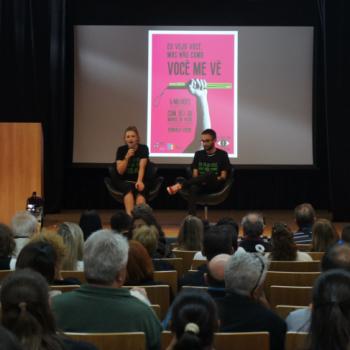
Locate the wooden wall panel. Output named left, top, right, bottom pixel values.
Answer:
left=0, top=123, right=43, bottom=225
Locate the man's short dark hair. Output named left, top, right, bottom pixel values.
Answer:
left=321, top=243, right=350, bottom=272
left=202, top=225, right=233, bottom=261
left=110, top=211, right=131, bottom=233
left=215, top=221, right=238, bottom=251
left=294, top=203, right=316, bottom=228
left=201, top=129, right=216, bottom=140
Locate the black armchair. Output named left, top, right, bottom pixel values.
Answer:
left=178, top=166, right=234, bottom=219
left=104, top=162, right=164, bottom=205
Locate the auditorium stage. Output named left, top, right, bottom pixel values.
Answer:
left=44, top=209, right=340, bottom=238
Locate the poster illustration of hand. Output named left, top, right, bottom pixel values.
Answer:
left=147, top=30, right=238, bottom=157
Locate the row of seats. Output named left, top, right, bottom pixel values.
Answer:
left=65, top=330, right=307, bottom=350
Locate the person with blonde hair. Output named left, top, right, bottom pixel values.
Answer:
left=311, top=218, right=338, bottom=252
left=175, top=215, right=203, bottom=251
left=57, top=222, right=84, bottom=271
left=114, top=126, right=150, bottom=215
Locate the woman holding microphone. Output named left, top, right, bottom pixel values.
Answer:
left=114, top=126, right=149, bottom=215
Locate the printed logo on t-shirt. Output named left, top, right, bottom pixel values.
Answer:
left=126, top=157, right=140, bottom=175
left=198, top=161, right=218, bottom=175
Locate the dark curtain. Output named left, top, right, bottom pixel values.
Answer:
left=319, top=0, right=350, bottom=220
left=0, top=0, right=69, bottom=213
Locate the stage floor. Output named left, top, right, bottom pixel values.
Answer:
left=44, top=209, right=340, bottom=238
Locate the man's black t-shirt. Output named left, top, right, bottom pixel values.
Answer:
left=192, top=148, right=230, bottom=176
left=116, top=144, right=149, bottom=181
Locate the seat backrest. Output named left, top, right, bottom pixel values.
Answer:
left=124, top=285, right=170, bottom=319
left=0, top=269, right=12, bottom=281
left=150, top=304, right=161, bottom=319
left=270, top=286, right=312, bottom=308
left=50, top=285, right=80, bottom=293
left=264, top=271, right=320, bottom=302
left=153, top=270, right=178, bottom=295
left=173, top=250, right=197, bottom=271
left=214, top=332, right=269, bottom=350
left=275, top=305, right=309, bottom=320
left=268, top=260, right=321, bottom=272
left=285, top=332, right=308, bottom=350
left=153, top=258, right=184, bottom=277
left=306, top=251, right=325, bottom=260
left=61, top=270, right=86, bottom=284
left=161, top=331, right=269, bottom=350
left=296, top=244, right=312, bottom=251
left=191, top=259, right=208, bottom=271
left=65, top=332, right=146, bottom=350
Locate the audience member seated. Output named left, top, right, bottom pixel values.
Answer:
left=293, top=203, right=316, bottom=244
left=265, top=222, right=312, bottom=261
left=57, top=222, right=84, bottom=271
left=175, top=215, right=203, bottom=251
left=179, top=225, right=234, bottom=288
left=305, top=269, right=350, bottom=350
left=0, top=223, right=16, bottom=270
left=131, top=203, right=154, bottom=216
left=205, top=253, right=230, bottom=298
left=130, top=211, right=172, bottom=257
left=16, top=232, right=80, bottom=286
left=0, top=325, right=23, bottom=350
left=51, top=230, right=162, bottom=350
left=311, top=218, right=338, bottom=252
left=11, top=211, right=39, bottom=256
left=239, top=212, right=270, bottom=253
left=110, top=210, right=132, bottom=237
left=341, top=224, right=350, bottom=244
left=125, top=240, right=158, bottom=286
left=133, top=224, right=174, bottom=271
left=79, top=210, right=102, bottom=241
left=167, top=290, right=218, bottom=350
left=217, top=248, right=286, bottom=350
left=216, top=216, right=239, bottom=236
left=1, top=269, right=96, bottom=350
left=286, top=242, right=350, bottom=332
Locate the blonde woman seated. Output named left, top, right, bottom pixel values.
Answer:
left=265, top=222, right=312, bottom=261
left=174, top=215, right=204, bottom=259
left=311, top=218, right=338, bottom=252
left=57, top=222, right=84, bottom=271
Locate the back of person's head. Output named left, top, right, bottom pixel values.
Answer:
left=57, top=222, right=84, bottom=270
left=0, top=223, right=16, bottom=257
left=202, top=225, right=233, bottom=261
left=270, top=222, right=297, bottom=261
left=171, top=290, right=218, bottom=350
left=215, top=223, right=238, bottom=251
left=16, top=241, right=57, bottom=283
left=207, top=254, right=230, bottom=287
left=79, top=210, right=102, bottom=241
left=131, top=211, right=165, bottom=239
left=177, top=215, right=204, bottom=251
left=84, top=229, right=129, bottom=285
left=308, top=269, right=350, bottom=350
left=225, top=248, right=268, bottom=297
left=132, top=224, right=159, bottom=256
left=131, top=203, right=153, bottom=217
left=321, top=243, right=350, bottom=272
left=11, top=211, right=38, bottom=238
left=110, top=211, right=132, bottom=234
left=1, top=269, right=63, bottom=350
left=216, top=217, right=239, bottom=235
left=312, top=219, right=338, bottom=252
left=126, top=240, right=154, bottom=284
left=0, top=326, right=23, bottom=350
left=241, top=212, right=264, bottom=238
left=294, top=203, right=316, bottom=229
left=341, top=225, right=350, bottom=244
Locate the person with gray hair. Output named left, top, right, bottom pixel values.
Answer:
left=239, top=212, right=270, bottom=253
left=216, top=248, right=286, bottom=350
left=51, top=229, right=162, bottom=350
left=11, top=211, right=39, bottom=256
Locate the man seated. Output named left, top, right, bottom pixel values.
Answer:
left=167, top=128, right=231, bottom=215
left=178, top=225, right=234, bottom=288
left=239, top=212, right=270, bottom=253
left=51, top=229, right=162, bottom=350
left=216, top=248, right=286, bottom=350
left=293, top=203, right=316, bottom=244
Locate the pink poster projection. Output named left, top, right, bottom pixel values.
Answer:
left=147, top=30, right=238, bottom=158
